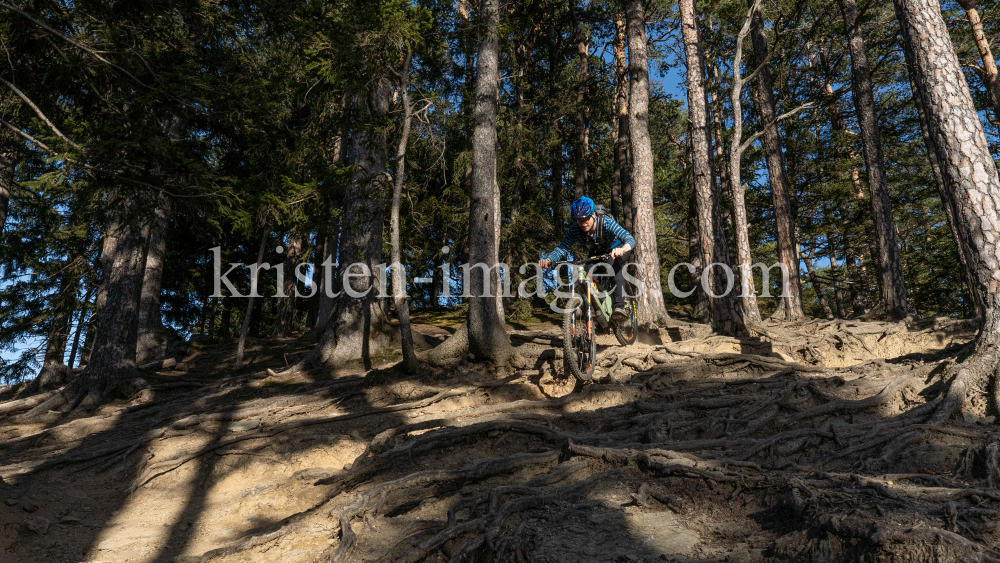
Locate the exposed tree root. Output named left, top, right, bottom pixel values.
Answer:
left=0, top=389, right=61, bottom=418
left=128, top=387, right=470, bottom=491
left=329, top=451, right=560, bottom=563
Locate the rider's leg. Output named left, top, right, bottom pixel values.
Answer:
left=611, top=250, right=633, bottom=310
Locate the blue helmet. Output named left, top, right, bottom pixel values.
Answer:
left=570, top=196, right=595, bottom=219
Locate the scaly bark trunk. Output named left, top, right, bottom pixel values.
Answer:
left=905, top=44, right=985, bottom=319
left=749, top=0, right=805, bottom=321
left=839, top=0, right=910, bottom=319
left=392, top=49, right=419, bottom=373
left=271, top=231, right=302, bottom=338
left=613, top=13, right=633, bottom=232
left=467, top=0, right=514, bottom=364
left=626, top=0, right=670, bottom=325
left=136, top=194, right=172, bottom=363
left=956, top=0, right=1000, bottom=123
left=299, top=78, right=398, bottom=372
left=893, top=0, right=1000, bottom=417
left=235, top=230, right=269, bottom=368
left=680, top=0, right=741, bottom=334
left=57, top=191, right=149, bottom=411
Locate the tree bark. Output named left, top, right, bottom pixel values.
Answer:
left=825, top=231, right=847, bottom=319
left=956, top=0, right=1000, bottom=123
left=467, top=0, right=514, bottom=364
left=905, top=46, right=985, bottom=319
left=271, top=230, right=302, bottom=338
left=893, top=0, right=1000, bottom=417
left=391, top=48, right=419, bottom=373
left=45, top=191, right=149, bottom=412
left=235, top=230, right=269, bottom=368
left=297, top=78, right=399, bottom=372
left=570, top=0, right=589, bottom=198
left=839, top=0, right=910, bottom=319
left=549, top=14, right=566, bottom=236
left=612, top=13, right=633, bottom=232
left=67, top=286, right=94, bottom=369
left=749, top=0, right=805, bottom=321
left=727, top=0, right=765, bottom=326
left=136, top=194, right=173, bottom=363
left=680, top=0, right=741, bottom=334
left=625, top=0, right=670, bottom=325
left=44, top=254, right=81, bottom=367
left=803, top=242, right=834, bottom=319
left=0, top=127, right=12, bottom=233
left=314, top=209, right=341, bottom=334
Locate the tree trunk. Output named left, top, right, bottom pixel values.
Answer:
left=839, top=0, right=910, bottom=319
left=956, top=0, right=1000, bottom=123
left=727, top=1, right=764, bottom=326
left=271, top=231, right=302, bottom=338
left=0, top=127, right=12, bottom=233
left=314, top=210, right=341, bottom=334
left=626, top=0, right=670, bottom=325
left=235, top=230, right=269, bottom=368
left=803, top=243, right=834, bottom=319
left=709, top=67, right=730, bottom=198
left=680, top=0, right=741, bottom=334
left=136, top=194, right=173, bottom=364
left=613, top=13, right=633, bottom=233
left=392, top=49, right=419, bottom=373
left=43, top=279, right=75, bottom=367
left=749, top=0, right=805, bottom=321
left=549, top=16, right=566, bottom=236
left=220, top=298, right=232, bottom=344
left=570, top=0, right=589, bottom=198
left=467, top=0, right=514, bottom=364
left=68, top=286, right=94, bottom=369
left=33, top=191, right=151, bottom=414
left=905, top=47, right=986, bottom=319
left=306, top=236, right=323, bottom=329
left=826, top=232, right=847, bottom=319
left=893, top=0, right=1000, bottom=418
left=297, top=78, right=398, bottom=372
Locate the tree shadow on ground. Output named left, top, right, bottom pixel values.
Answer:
left=1, top=321, right=997, bottom=562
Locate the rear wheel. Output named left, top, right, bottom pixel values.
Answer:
left=614, top=299, right=638, bottom=346
left=562, top=293, right=595, bottom=381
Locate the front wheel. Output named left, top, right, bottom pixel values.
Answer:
left=614, top=300, right=638, bottom=346
left=562, top=295, right=596, bottom=381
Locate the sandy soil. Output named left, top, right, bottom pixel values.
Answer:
left=1, top=314, right=997, bottom=563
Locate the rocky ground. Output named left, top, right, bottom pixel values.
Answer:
left=1, top=311, right=998, bottom=563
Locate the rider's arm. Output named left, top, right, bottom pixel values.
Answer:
left=605, top=215, right=636, bottom=252
left=542, top=225, right=581, bottom=264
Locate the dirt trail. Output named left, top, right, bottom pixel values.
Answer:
left=1, top=315, right=997, bottom=563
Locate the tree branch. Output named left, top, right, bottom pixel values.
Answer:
left=0, top=1, right=148, bottom=87
left=739, top=102, right=815, bottom=153
left=0, top=78, right=79, bottom=149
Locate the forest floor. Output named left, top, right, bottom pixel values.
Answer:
left=1, top=309, right=998, bottom=563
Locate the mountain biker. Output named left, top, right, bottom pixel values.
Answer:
left=539, top=196, right=635, bottom=324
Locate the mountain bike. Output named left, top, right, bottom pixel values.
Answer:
left=553, top=254, right=638, bottom=382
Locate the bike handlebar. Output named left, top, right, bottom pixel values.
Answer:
left=550, top=254, right=613, bottom=268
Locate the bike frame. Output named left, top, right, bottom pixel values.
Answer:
left=568, top=264, right=614, bottom=328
